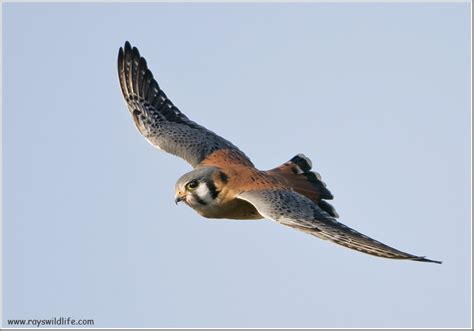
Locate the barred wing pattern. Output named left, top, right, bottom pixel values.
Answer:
left=239, top=189, right=441, bottom=263
left=118, top=41, right=252, bottom=168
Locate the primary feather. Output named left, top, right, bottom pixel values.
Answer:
left=239, top=189, right=441, bottom=264
left=118, top=41, right=251, bottom=168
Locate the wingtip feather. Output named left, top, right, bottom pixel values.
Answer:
left=124, top=40, right=132, bottom=52
left=412, top=256, right=442, bottom=264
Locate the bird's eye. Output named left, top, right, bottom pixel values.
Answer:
left=186, top=180, right=199, bottom=190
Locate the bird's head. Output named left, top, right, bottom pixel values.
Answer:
left=174, top=167, right=229, bottom=208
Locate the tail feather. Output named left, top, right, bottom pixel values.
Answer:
left=269, top=154, right=339, bottom=218
left=290, top=154, right=312, bottom=173
left=318, top=200, right=339, bottom=218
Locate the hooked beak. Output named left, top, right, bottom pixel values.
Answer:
left=174, top=194, right=185, bottom=205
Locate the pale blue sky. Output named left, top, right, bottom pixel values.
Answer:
left=3, top=2, right=471, bottom=328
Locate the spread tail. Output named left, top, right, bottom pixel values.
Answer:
left=268, top=154, right=339, bottom=218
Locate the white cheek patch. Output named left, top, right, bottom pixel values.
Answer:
left=195, top=183, right=210, bottom=199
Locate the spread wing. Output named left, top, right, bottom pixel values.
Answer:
left=239, top=189, right=441, bottom=263
left=118, top=41, right=253, bottom=168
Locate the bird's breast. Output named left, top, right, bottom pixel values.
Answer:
left=192, top=196, right=263, bottom=220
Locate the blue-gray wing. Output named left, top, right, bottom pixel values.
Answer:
left=238, top=189, right=441, bottom=263
left=118, top=41, right=252, bottom=168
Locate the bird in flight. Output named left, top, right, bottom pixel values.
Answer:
left=118, top=41, right=441, bottom=264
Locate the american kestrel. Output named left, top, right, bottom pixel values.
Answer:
left=118, top=41, right=441, bottom=264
